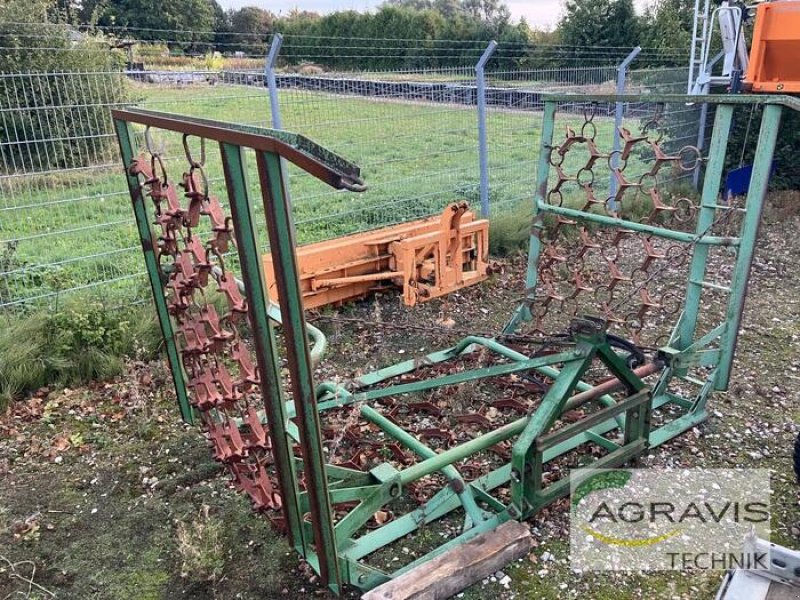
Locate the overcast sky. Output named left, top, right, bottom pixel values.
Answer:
left=217, top=0, right=653, bottom=30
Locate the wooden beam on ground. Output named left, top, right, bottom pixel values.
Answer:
left=362, top=521, right=533, bottom=600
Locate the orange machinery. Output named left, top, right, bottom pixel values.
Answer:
left=745, top=0, right=800, bottom=93
left=262, top=202, right=489, bottom=309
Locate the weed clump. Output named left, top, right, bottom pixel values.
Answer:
left=489, top=203, right=533, bottom=257
left=0, top=299, right=161, bottom=409
left=176, top=505, right=225, bottom=585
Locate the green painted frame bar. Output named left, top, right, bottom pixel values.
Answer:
left=716, top=104, right=783, bottom=390
left=113, top=118, right=193, bottom=424
left=218, top=142, right=307, bottom=553
left=677, top=104, right=735, bottom=352
left=543, top=93, right=800, bottom=110
left=255, top=149, right=341, bottom=593
left=538, top=203, right=740, bottom=247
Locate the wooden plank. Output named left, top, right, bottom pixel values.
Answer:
left=362, top=521, right=533, bottom=600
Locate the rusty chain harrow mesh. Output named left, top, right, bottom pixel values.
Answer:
left=128, top=144, right=285, bottom=522
left=528, top=104, right=722, bottom=347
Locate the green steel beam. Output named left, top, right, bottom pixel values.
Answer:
left=360, top=405, right=487, bottom=527
left=677, top=105, right=735, bottom=352
left=538, top=202, right=739, bottom=246
left=255, top=149, right=341, bottom=593
left=504, top=100, right=557, bottom=335
left=113, top=119, right=193, bottom=424
left=219, top=142, right=307, bottom=552
left=543, top=93, right=800, bottom=110
left=716, top=104, right=783, bottom=390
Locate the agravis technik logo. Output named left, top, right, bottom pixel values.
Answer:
left=570, top=468, right=771, bottom=571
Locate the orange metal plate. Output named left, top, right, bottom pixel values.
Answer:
left=262, top=204, right=489, bottom=309
left=745, top=1, right=800, bottom=93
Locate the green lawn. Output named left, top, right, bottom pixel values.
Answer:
left=0, top=81, right=627, bottom=309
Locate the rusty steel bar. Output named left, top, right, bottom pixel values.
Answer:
left=563, top=361, right=663, bottom=412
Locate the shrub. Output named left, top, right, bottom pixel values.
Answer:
left=489, top=202, right=533, bottom=256
left=0, top=299, right=161, bottom=409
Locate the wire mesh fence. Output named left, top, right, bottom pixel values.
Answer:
left=0, top=32, right=699, bottom=312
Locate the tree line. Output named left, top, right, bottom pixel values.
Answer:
left=33, top=0, right=695, bottom=69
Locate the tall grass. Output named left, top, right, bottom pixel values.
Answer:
left=0, top=300, right=161, bottom=410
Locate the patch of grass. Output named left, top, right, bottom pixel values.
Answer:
left=0, top=299, right=161, bottom=408
left=176, top=505, right=226, bottom=585
left=489, top=203, right=533, bottom=257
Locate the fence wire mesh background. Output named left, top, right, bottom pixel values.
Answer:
left=0, top=32, right=700, bottom=311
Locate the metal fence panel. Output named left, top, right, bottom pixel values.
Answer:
left=0, top=38, right=701, bottom=311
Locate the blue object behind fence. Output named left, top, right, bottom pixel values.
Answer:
left=725, top=162, right=777, bottom=198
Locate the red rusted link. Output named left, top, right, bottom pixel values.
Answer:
left=202, top=195, right=226, bottom=228
left=334, top=450, right=367, bottom=471
left=456, top=413, right=492, bottom=430
left=459, top=464, right=482, bottom=481
left=555, top=127, right=586, bottom=157
left=179, top=318, right=213, bottom=356
left=157, top=219, right=180, bottom=258
left=216, top=273, right=248, bottom=318
left=600, top=302, right=624, bottom=325
left=577, top=229, right=601, bottom=258
left=157, top=182, right=185, bottom=220
left=232, top=462, right=282, bottom=511
left=638, top=288, right=660, bottom=312
left=129, top=155, right=156, bottom=185
left=199, top=303, right=233, bottom=348
left=612, top=169, right=640, bottom=203
left=212, top=226, right=234, bottom=256
left=174, top=251, right=197, bottom=283
left=406, top=401, right=443, bottom=416
left=182, top=171, right=207, bottom=228
left=647, top=141, right=680, bottom=175
left=232, top=341, right=260, bottom=390
left=343, top=425, right=364, bottom=443
left=570, top=270, right=594, bottom=297
left=416, top=428, right=455, bottom=447
left=648, top=188, right=677, bottom=215
left=492, top=397, right=530, bottom=413
left=184, top=235, right=207, bottom=264
left=555, top=214, right=578, bottom=227
left=206, top=419, right=234, bottom=462
left=212, top=363, right=241, bottom=404
left=188, top=369, right=224, bottom=411
left=552, top=165, right=576, bottom=194
left=543, top=245, right=567, bottom=263
left=242, top=406, right=270, bottom=450
left=490, top=442, right=512, bottom=460
left=605, top=261, right=631, bottom=291
left=640, top=237, right=666, bottom=270
left=383, top=443, right=413, bottom=465
left=166, top=274, right=193, bottom=316
left=618, top=127, right=648, bottom=161
left=543, top=281, right=565, bottom=303
left=223, top=417, right=248, bottom=460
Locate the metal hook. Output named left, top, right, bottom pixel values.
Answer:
left=144, top=126, right=165, bottom=156
left=183, top=134, right=206, bottom=168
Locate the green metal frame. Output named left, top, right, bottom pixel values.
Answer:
left=113, top=94, right=795, bottom=594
